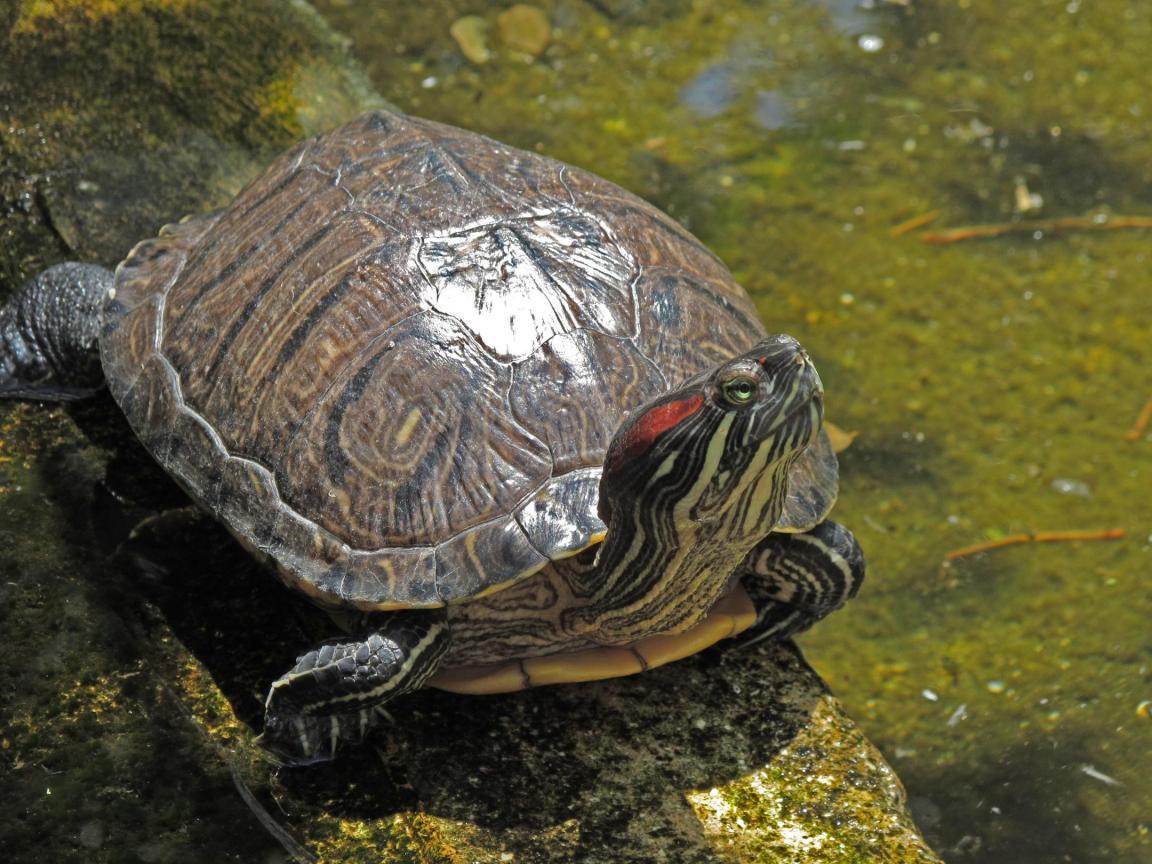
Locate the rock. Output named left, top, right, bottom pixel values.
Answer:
left=687, top=691, right=942, bottom=862
left=0, top=0, right=387, bottom=273
left=77, top=820, right=105, bottom=849
left=496, top=4, right=552, bottom=59
left=450, top=15, right=492, bottom=65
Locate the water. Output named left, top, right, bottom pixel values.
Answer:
left=2, top=1, right=1149, bottom=861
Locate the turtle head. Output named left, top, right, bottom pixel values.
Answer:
left=582, top=334, right=823, bottom=641
left=600, top=334, right=823, bottom=536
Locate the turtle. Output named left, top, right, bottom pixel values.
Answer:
left=0, top=110, right=864, bottom=765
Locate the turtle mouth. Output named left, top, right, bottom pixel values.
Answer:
left=762, top=357, right=824, bottom=443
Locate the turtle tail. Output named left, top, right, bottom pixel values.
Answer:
left=0, top=262, right=113, bottom=401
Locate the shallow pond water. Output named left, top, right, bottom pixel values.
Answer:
left=2, top=1, right=1150, bottom=862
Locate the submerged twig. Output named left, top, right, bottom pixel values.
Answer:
left=1123, top=396, right=1152, bottom=441
left=940, top=528, right=1126, bottom=575
left=229, top=763, right=316, bottom=864
left=919, top=215, right=1152, bottom=245
left=157, top=682, right=315, bottom=864
left=889, top=210, right=940, bottom=237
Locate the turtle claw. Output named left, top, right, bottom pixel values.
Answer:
left=738, top=520, right=866, bottom=644
left=261, top=709, right=378, bottom=767
left=260, top=611, right=450, bottom=765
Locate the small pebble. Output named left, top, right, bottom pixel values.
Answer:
left=1080, top=764, right=1122, bottom=786
left=922, top=688, right=939, bottom=702
left=450, top=16, right=492, bottom=64
left=987, top=680, right=1006, bottom=694
left=1051, top=477, right=1092, bottom=497
left=79, top=820, right=105, bottom=849
left=497, top=4, right=552, bottom=59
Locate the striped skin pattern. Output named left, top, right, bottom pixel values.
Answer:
left=100, top=110, right=838, bottom=615
left=737, top=520, right=866, bottom=646
left=262, top=611, right=450, bottom=764
left=444, top=336, right=827, bottom=667
left=569, top=336, right=824, bottom=643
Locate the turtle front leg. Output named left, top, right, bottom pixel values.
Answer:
left=0, top=263, right=113, bottom=400
left=737, top=520, right=865, bottom=645
left=261, top=609, right=451, bottom=765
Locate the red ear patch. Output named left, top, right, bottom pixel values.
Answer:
left=606, top=394, right=704, bottom=475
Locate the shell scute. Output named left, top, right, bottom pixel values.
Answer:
left=514, top=468, right=605, bottom=563
left=433, top=517, right=549, bottom=604
left=116, top=350, right=182, bottom=467
left=633, top=266, right=766, bottom=387
left=510, top=330, right=666, bottom=474
left=414, top=207, right=638, bottom=361
left=341, top=548, right=439, bottom=608
left=276, top=311, right=551, bottom=551
left=217, top=457, right=281, bottom=551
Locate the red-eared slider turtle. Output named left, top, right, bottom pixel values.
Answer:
left=0, top=111, right=864, bottom=765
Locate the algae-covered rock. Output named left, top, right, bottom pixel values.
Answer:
left=25, top=509, right=941, bottom=864
left=449, top=14, right=492, bottom=65
left=687, top=695, right=940, bottom=863
left=0, top=0, right=386, bottom=280
left=496, top=4, right=551, bottom=59
left=0, top=2, right=937, bottom=862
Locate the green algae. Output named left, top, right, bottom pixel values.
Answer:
left=0, top=407, right=283, bottom=862
left=0, top=0, right=382, bottom=275
left=64, top=496, right=933, bottom=862
left=687, top=691, right=940, bottom=864
left=2, top=0, right=1150, bottom=862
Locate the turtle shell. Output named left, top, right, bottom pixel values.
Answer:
left=100, top=111, right=837, bottom=611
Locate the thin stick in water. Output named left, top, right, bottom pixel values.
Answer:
left=1124, top=396, right=1152, bottom=441
left=940, top=528, right=1126, bottom=575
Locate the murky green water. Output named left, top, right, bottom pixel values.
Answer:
left=2, top=1, right=1149, bottom=862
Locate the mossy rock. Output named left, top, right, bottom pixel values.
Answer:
left=0, top=0, right=386, bottom=283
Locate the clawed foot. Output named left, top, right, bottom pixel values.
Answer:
left=260, top=611, right=450, bottom=765
left=738, top=520, right=866, bottom=645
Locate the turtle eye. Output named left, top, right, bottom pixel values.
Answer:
left=719, top=375, right=758, bottom=407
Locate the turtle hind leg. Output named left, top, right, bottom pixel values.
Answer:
left=737, top=520, right=866, bottom=645
left=0, top=262, right=112, bottom=400
left=261, top=609, right=451, bottom=766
